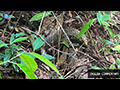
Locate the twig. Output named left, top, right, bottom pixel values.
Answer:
left=38, top=11, right=46, bottom=34
left=52, top=11, right=76, bottom=52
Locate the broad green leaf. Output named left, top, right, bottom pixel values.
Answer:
left=78, top=19, right=95, bottom=38
left=4, top=49, right=11, bottom=66
left=17, top=64, right=37, bottom=79
left=30, top=52, right=61, bottom=76
left=104, top=47, right=112, bottom=54
left=116, top=58, right=120, bottom=65
left=112, top=45, right=120, bottom=50
left=33, top=35, right=44, bottom=51
left=103, top=40, right=114, bottom=45
left=62, top=41, right=69, bottom=48
left=107, top=27, right=115, bottom=38
left=101, top=14, right=111, bottom=21
left=24, top=53, right=36, bottom=60
left=19, top=54, right=37, bottom=72
left=109, top=64, right=115, bottom=69
left=16, top=32, right=25, bottom=38
left=11, top=37, right=28, bottom=44
left=91, top=66, right=103, bottom=70
left=42, top=54, right=55, bottom=60
left=0, top=40, right=8, bottom=48
left=30, top=11, right=52, bottom=22
left=10, top=33, right=15, bottom=44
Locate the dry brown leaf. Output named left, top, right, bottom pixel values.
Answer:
left=69, top=11, right=72, bottom=17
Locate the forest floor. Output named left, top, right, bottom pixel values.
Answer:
left=0, top=11, right=120, bottom=79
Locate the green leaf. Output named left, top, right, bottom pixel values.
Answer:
left=30, top=11, right=52, bottom=22
left=10, top=33, right=15, bottom=44
left=99, top=43, right=107, bottom=52
left=17, top=64, right=37, bottom=79
left=0, top=61, right=3, bottom=65
left=42, top=54, right=55, bottom=60
left=110, top=11, right=118, bottom=14
left=0, top=13, right=2, bottom=16
left=101, top=14, right=111, bottom=21
left=109, top=64, right=115, bottom=69
left=4, top=49, right=11, bottom=66
left=107, top=27, right=115, bottom=38
left=118, top=65, right=120, bottom=69
left=116, top=58, right=120, bottom=65
left=97, top=12, right=103, bottom=25
left=112, top=45, right=120, bottom=50
left=9, top=15, right=15, bottom=18
left=102, top=21, right=110, bottom=26
left=104, top=47, right=112, bottom=54
left=103, top=40, right=114, bottom=45
left=19, top=54, right=38, bottom=72
left=0, top=40, right=8, bottom=48
left=97, top=12, right=111, bottom=25
left=62, top=41, right=69, bottom=48
left=11, top=37, right=28, bottom=44
left=31, top=34, right=37, bottom=38
left=59, top=76, right=64, bottom=79
left=16, top=32, right=25, bottom=38
left=91, top=66, right=103, bottom=70
left=0, top=17, right=3, bottom=20
left=13, top=64, right=19, bottom=72
left=30, top=52, right=61, bottom=76
left=0, top=73, right=2, bottom=79
left=116, top=34, right=120, bottom=39
left=33, top=35, right=44, bottom=51
left=0, top=53, right=5, bottom=58
left=78, top=19, right=95, bottom=38
left=10, top=44, right=19, bottom=55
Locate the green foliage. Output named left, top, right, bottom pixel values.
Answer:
left=109, top=64, right=115, bottom=69
left=78, top=19, right=95, bottom=39
left=91, top=66, right=102, bottom=70
left=0, top=31, right=62, bottom=79
left=17, top=64, right=37, bottom=79
left=42, top=54, right=55, bottom=60
left=30, top=11, right=52, bottom=22
left=0, top=73, right=2, bottom=79
left=62, top=41, right=69, bottom=48
left=0, top=32, right=28, bottom=72
left=19, top=54, right=38, bottom=72
left=32, top=35, right=44, bottom=51
left=107, top=27, right=115, bottom=38
left=30, top=52, right=62, bottom=77
left=97, top=11, right=111, bottom=26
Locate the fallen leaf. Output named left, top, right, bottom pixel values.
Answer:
left=69, top=11, right=72, bottom=17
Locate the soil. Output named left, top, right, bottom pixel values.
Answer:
left=0, top=11, right=120, bottom=79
